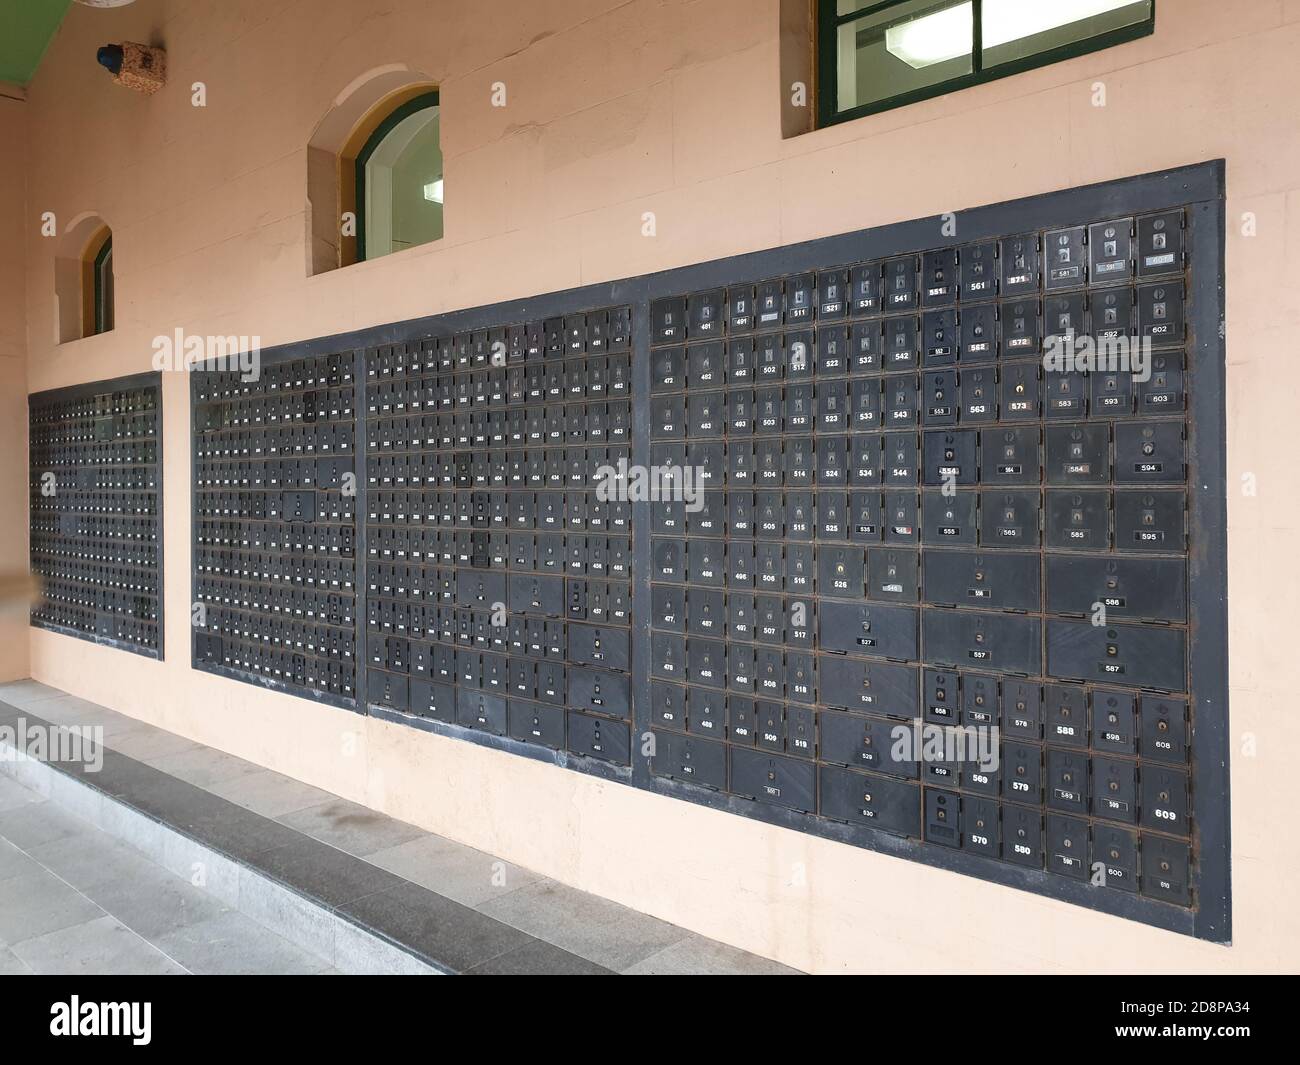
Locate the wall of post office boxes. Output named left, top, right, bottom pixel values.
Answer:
left=29, top=373, right=163, bottom=658
left=182, top=165, right=1229, bottom=939
left=361, top=310, right=636, bottom=757
left=191, top=353, right=358, bottom=702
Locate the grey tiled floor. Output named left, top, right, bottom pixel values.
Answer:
left=0, top=680, right=800, bottom=975
left=0, top=774, right=331, bottom=975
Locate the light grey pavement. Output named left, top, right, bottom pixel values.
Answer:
left=0, top=680, right=801, bottom=975
left=0, top=773, right=335, bottom=975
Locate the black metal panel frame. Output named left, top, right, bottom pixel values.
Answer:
left=187, top=161, right=1228, bottom=940
left=28, top=369, right=165, bottom=661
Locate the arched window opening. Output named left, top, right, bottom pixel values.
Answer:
left=355, top=91, right=442, bottom=261
left=56, top=216, right=114, bottom=344
left=305, top=70, right=442, bottom=275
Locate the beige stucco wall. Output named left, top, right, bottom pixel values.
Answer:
left=10, top=0, right=1300, bottom=972
left=1, top=84, right=30, bottom=683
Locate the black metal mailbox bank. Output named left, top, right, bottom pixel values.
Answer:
left=185, top=162, right=1229, bottom=940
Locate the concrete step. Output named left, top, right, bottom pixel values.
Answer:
left=0, top=681, right=798, bottom=975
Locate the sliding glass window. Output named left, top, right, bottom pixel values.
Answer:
left=820, top=0, right=1154, bottom=125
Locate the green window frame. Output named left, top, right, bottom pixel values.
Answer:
left=354, top=89, right=441, bottom=263
left=92, top=234, right=113, bottom=336
left=818, top=0, right=1155, bottom=128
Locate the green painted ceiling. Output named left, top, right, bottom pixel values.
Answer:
left=0, top=0, right=73, bottom=86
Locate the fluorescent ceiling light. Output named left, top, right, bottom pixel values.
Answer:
left=885, top=3, right=973, bottom=69
left=885, top=0, right=1139, bottom=69
left=423, top=179, right=444, bottom=204
left=983, top=0, right=1140, bottom=49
